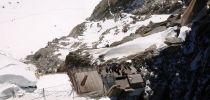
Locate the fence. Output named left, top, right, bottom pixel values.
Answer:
left=9, top=83, right=82, bottom=100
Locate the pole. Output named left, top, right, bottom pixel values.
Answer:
left=42, top=88, right=46, bottom=100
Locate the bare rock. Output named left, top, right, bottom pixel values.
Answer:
left=165, top=37, right=183, bottom=45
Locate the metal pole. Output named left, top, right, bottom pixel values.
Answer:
left=42, top=88, right=46, bottom=100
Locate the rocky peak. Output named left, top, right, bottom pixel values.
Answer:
left=89, top=0, right=140, bottom=21
left=89, top=0, right=183, bottom=21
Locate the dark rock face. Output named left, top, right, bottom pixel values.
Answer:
left=135, top=25, right=152, bottom=36
left=133, top=9, right=210, bottom=100
left=89, top=0, right=144, bottom=21
left=68, top=22, right=87, bottom=38
left=183, top=0, right=192, bottom=6
left=26, top=39, right=64, bottom=74
left=65, top=51, right=91, bottom=68
left=89, top=0, right=183, bottom=21
left=135, top=21, right=167, bottom=37
left=165, top=37, right=182, bottom=44
left=135, top=14, right=181, bottom=37
left=132, top=0, right=182, bottom=15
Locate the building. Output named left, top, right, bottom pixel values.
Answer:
left=67, top=67, right=105, bottom=97
left=67, top=64, right=145, bottom=99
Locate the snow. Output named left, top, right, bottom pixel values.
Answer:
left=149, top=15, right=171, bottom=23
left=36, top=74, right=70, bottom=91
left=178, top=26, right=191, bottom=41
left=0, top=0, right=101, bottom=60
left=0, top=83, right=20, bottom=100
left=0, top=54, right=37, bottom=99
left=0, top=54, right=37, bottom=87
left=0, top=0, right=114, bottom=99
left=7, top=73, right=110, bottom=100
left=54, top=37, right=82, bottom=60
left=81, top=14, right=171, bottom=48
left=178, top=0, right=183, bottom=4
left=89, top=26, right=177, bottom=61
left=0, top=54, right=109, bottom=100
left=54, top=14, right=171, bottom=60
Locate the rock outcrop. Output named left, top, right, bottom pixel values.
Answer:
left=129, top=2, right=210, bottom=99
left=89, top=0, right=144, bottom=21
left=26, top=0, right=184, bottom=74
left=26, top=0, right=210, bottom=99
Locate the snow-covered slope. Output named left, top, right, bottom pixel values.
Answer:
left=53, top=14, right=171, bottom=60
left=8, top=73, right=110, bottom=100
left=0, top=54, right=108, bottom=100
left=89, top=26, right=178, bottom=61
left=0, top=53, right=37, bottom=99
left=27, top=10, right=183, bottom=73
left=0, top=54, right=37, bottom=87
left=0, top=0, right=101, bottom=59
left=0, top=55, right=108, bottom=100
left=0, top=83, right=25, bottom=100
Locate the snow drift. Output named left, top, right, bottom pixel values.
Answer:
left=0, top=54, right=37, bottom=88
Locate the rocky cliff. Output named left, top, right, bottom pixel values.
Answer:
left=26, top=0, right=210, bottom=99
left=26, top=0, right=185, bottom=74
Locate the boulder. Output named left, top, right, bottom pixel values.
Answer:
left=165, top=37, right=183, bottom=45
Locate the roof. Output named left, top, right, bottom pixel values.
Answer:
left=127, top=74, right=144, bottom=84
left=73, top=70, right=104, bottom=95
left=115, top=77, right=130, bottom=89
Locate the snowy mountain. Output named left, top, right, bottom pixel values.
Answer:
left=1, top=0, right=210, bottom=100
left=27, top=0, right=184, bottom=73
left=0, top=0, right=102, bottom=99
left=27, top=0, right=210, bottom=100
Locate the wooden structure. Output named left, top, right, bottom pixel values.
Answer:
left=68, top=64, right=145, bottom=99
left=100, top=64, right=144, bottom=99
left=68, top=67, right=105, bottom=97
left=127, top=74, right=144, bottom=89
